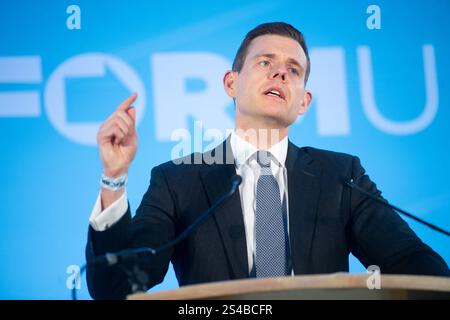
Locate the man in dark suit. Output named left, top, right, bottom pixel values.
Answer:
left=86, top=22, right=449, bottom=300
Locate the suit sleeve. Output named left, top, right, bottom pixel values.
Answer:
left=86, top=165, right=177, bottom=299
left=347, top=156, right=450, bottom=277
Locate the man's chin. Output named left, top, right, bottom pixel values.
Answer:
left=254, top=112, right=292, bottom=128
left=237, top=105, right=293, bottom=127
left=260, top=106, right=288, bottom=121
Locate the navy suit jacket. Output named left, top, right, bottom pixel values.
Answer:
left=86, top=139, right=450, bottom=299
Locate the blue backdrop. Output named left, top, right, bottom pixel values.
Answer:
left=1, top=0, right=449, bottom=299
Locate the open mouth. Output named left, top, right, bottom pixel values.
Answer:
left=264, top=87, right=285, bottom=100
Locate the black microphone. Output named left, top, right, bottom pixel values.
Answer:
left=72, top=174, right=242, bottom=300
left=345, top=178, right=450, bottom=237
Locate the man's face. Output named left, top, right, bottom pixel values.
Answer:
left=224, top=34, right=312, bottom=129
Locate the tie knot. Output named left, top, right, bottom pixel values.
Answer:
left=255, top=151, right=272, bottom=168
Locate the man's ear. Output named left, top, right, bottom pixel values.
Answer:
left=299, top=90, right=312, bottom=115
left=223, top=71, right=237, bottom=98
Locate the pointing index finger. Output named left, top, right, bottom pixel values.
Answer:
left=117, top=93, right=138, bottom=111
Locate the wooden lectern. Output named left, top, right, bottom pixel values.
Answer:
left=127, top=273, right=450, bottom=300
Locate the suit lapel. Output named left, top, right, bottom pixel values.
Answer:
left=286, top=142, right=322, bottom=274
left=200, top=138, right=249, bottom=279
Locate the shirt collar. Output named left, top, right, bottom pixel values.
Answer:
left=230, top=130, right=288, bottom=169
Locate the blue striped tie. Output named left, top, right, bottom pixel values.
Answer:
left=254, top=151, right=289, bottom=277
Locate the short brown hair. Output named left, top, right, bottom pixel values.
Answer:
left=232, top=22, right=310, bottom=84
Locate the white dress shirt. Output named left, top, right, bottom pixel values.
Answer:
left=229, top=132, right=289, bottom=272
left=89, top=131, right=290, bottom=274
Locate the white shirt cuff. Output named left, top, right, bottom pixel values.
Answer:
left=89, top=190, right=128, bottom=232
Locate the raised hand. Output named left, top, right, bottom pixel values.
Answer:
left=97, top=93, right=138, bottom=178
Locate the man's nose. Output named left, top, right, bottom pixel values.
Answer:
left=271, top=64, right=288, bottom=81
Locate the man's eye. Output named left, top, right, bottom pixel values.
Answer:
left=259, top=60, right=269, bottom=67
left=289, top=68, right=299, bottom=75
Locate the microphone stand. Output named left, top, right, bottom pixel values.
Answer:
left=346, top=178, right=450, bottom=237
left=71, top=175, right=242, bottom=300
